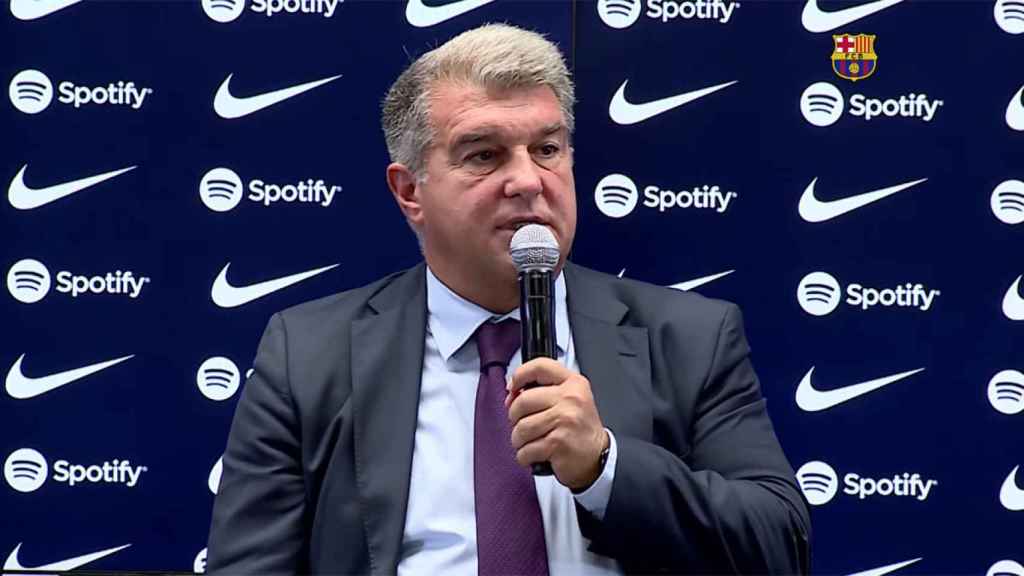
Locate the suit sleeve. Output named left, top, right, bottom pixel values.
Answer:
left=206, top=313, right=308, bottom=574
left=576, top=304, right=811, bottom=574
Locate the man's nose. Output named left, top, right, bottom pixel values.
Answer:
left=503, top=149, right=543, bottom=199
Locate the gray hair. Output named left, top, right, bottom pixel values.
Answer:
left=381, top=23, right=575, bottom=175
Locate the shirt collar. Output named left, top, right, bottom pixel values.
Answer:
left=426, top=265, right=569, bottom=364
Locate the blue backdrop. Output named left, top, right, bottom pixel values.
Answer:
left=3, top=0, right=1023, bottom=573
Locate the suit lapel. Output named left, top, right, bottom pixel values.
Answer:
left=351, top=264, right=427, bottom=575
left=564, top=263, right=652, bottom=441
left=349, top=262, right=651, bottom=573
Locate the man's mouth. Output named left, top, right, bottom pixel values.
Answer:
left=501, top=218, right=548, bottom=231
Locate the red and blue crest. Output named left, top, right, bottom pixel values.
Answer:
left=831, top=34, right=877, bottom=81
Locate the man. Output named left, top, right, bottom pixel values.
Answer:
left=207, top=24, right=810, bottom=575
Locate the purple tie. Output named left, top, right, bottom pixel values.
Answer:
left=474, top=319, right=549, bottom=576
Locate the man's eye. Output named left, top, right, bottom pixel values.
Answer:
left=468, top=150, right=496, bottom=163
left=537, top=144, right=560, bottom=157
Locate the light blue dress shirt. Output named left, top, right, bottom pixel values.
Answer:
left=396, top=267, right=623, bottom=576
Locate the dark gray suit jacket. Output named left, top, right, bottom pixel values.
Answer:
left=207, top=262, right=811, bottom=574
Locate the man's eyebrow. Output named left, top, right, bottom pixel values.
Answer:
left=450, top=128, right=500, bottom=150
left=538, top=122, right=566, bottom=137
left=450, top=122, right=568, bottom=150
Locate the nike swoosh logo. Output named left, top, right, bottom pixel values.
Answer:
left=801, top=0, right=905, bottom=33
left=209, top=456, right=223, bottom=495
left=796, top=366, right=924, bottom=411
left=1003, top=275, right=1024, bottom=320
left=6, top=354, right=134, bottom=400
left=609, top=80, right=738, bottom=125
left=1000, top=465, right=1024, bottom=511
left=847, top=558, right=923, bottom=576
left=8, top=164, right=136, bottom=210
left=4, top=543, right=131, bottom=571
left=405, top=0, right=496, bottom=27
left=1007, top=85, right=1024, bottom=131
left=669, top=270, right=735, bottom=292
left=10, top=0, right=83, bottom=20
left=214, top=73, right=342, bottom=119
left=211, top=262, right=339, bottom=308
left=799, top=177, right=927, bottom=222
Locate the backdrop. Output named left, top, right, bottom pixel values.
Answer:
left=3, top=0, right=1023, bottom=574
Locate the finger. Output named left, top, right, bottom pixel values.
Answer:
left=509, top=357, right=570, bottom=394
left=508, top=385, right=562, bottom=423
left=510, top=408, right=559, bottom=450
left=515, top=432, right=556, bottom=468
left=503, top=386, right=522, bottom=410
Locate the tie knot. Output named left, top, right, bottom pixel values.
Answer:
left=475, top=319, right=521, bottom=372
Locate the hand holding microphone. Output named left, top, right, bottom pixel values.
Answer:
left=509, top=224, right=560, bottom=476
left=507, top=225, right=609, bottom=489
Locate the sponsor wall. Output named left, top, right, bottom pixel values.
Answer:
left=2, top=0, right=1022, bottom=573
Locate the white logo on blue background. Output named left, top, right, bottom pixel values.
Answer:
left=796, top=460, right=838, bottom=506
left=800, top=82, right=844, bottom=127
left=197, top=357, right=241, bottom=401
left=4, top=448, right=48, bottom=493
left=202, top=0, right=245, bottom=22
left=598, top=0, right=642, bottom=28
left=797, top=271, right=841, bottom=316
left=996, top=0, right=1024, bottom=33
left=992, top=180, right=1024, bottom=225
left=989, top=370, right=1024, bottom=415
left=7, top=259, right=51, bottom=304
left=595, top=174, right=639, bottom=218
left=200, top=168, right=244, bottom=212
left=988, top=560, right=1024, bottom=576
left=9, top=70, right=53, bottom=114
left=194, top=548, right=208, bottom=573
left=208, top=456, right=223, bottom=494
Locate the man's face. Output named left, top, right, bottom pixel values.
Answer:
left=412, top=82, right=577, bottom=288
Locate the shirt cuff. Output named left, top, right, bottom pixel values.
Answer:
left=572, top=428, right=617, bottom=520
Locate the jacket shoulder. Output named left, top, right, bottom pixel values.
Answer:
left=273, top=265, right=420, bottom=334
left=568, top=263, right=738, bottom=338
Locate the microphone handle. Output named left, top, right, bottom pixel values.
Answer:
left=519, top=269, right=556, bottom=476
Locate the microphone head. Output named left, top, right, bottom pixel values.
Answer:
left=510, top=224, right=560, bottom=273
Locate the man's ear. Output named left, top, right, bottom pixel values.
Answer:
left=386, top=163, right=423, bottom=228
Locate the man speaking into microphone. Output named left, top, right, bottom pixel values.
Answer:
left=206, top=23, right=810, bottom=575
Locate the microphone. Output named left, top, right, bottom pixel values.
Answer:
left=509, top=223, right=559, bottom=477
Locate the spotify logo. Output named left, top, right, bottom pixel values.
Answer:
left=594, top=174, right=639, bottom=218
left=196, top=356, right=241, bottom=401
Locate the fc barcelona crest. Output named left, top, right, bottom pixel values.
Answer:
left=831, top=33, right=877, bottom=81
